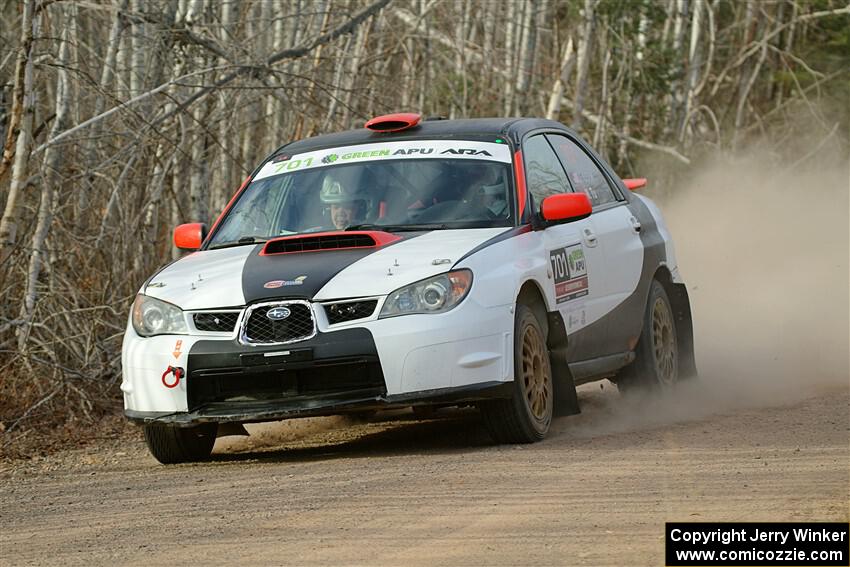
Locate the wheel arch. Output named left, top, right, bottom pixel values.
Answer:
left=515, top=279, right=551, bottom=340
left=514, top=278, right=580, bottom=416
left=652, top=265, right=697, bottom=379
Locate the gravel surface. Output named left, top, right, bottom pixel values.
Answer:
left=1, top=381, right=847, bottom=566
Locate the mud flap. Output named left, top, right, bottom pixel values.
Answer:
left=547, top=312, right=581, bottom=416
left=670, top=283, right=698, bottom=380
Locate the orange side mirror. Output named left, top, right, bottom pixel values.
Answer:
left=540, top=193, right=592, bottom=224
left=623, top=178, right=647, bottom=191
left=173, top=223, right=206, bottom=250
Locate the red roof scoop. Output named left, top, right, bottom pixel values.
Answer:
left=365, top=113, right=421, bottom=133
left=261, top=231, right=401, bottom=255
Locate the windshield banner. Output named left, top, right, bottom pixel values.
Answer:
left=253, top=140, right=513, bottom=182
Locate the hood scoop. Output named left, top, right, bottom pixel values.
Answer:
left=261, top=231, right=401, bottom=255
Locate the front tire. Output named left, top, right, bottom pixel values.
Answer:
left=480, top=304, right=553, bottom=443
left=616, top=279, right=679, bottom=394
left=143, top=423, right=217, bottom=464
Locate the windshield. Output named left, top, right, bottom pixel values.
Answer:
left=208, top=140, right=514, bottom=249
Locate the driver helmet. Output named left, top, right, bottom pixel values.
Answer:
left=478, top=172, right=508, bottom=217
left=320, top=170, right=371, bottom=206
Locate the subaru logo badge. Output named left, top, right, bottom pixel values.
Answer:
left=266, top=307, right=291, bottom=321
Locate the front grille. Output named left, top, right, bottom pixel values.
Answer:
left=263, top=234, right=376, bottom=255
left=324, top=300, right=378, bottom=325
left=193, top=312, right=239, bottom=332
left=242, top=302, right=315, bottom=344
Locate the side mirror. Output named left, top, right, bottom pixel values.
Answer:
left=622, top=178, right=647, bottom=191
left=540, top=193, right=592, bottom=224
left=173, top=223, right=207, bottom=250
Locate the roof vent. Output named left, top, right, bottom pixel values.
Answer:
left=365, top=113, right=421, bottom=133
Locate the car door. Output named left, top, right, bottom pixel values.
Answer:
left=521, top=134, right=608, bottom=358
left=546, top=133, right=645, bottom=357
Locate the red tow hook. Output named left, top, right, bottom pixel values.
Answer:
left=161, top=366, right=184, bottom=389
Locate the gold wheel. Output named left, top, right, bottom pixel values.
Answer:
left=520, top=322, right=552, bottom=426
left=651, top=295, right=678, bottom=387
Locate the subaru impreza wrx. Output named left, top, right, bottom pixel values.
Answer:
left=122, top=114, right=696, bottom=463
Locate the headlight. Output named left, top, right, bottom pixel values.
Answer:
left=132, top=294, right=188, bottom=337
left=379, top=270, right=472, bottom=318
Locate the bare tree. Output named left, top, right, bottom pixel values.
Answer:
left=0, top=0, right=37, bottom=264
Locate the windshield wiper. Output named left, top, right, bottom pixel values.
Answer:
left=345, top=223, right=449, bottom=232
left=208, top=236, right=269, bottom=250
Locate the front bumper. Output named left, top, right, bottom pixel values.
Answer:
left=122, top=296, right=515, bottom=423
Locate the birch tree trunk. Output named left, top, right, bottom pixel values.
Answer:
left=731, top=2, right=768, bottom=149
left=482, top=1, right=496, bottom=94
left=188, top=0, right=209, bottom=223
left=679, top=0, right=704, bottom=144
left=774, top=1, right=799, bottom=111
left=665, top=0, right=689, bottom=139
left=341, top=18, right=371, bottom=128
left=545, top=37, right=575, bottom=120
left=0, top=0, right=37, bottom=264
left=130, top=0, right=146, bottom=98
left=0, top=0, right=35, bottom=183
left=267, top=3, right=286, bottom=141
left=79, top=0, right=127, bottom=218
left=592, top=24, right=611, bottom=149
left=19, top=10, right=73, bottom=349
left=571, top=0, right=596, bottom=131
left=215, top=0, right=234, bottom=214
left=502, top=0, right=518, bottom=116
left=515, top=0, right=538, bottom=116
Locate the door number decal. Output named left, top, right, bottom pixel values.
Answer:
left=549, top=244, right=589, bottom=304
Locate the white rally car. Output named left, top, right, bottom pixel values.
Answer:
left=123, top=114, right=696, bottom=463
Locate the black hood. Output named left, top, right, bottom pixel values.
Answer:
left=241, top=244, right=382, bottom=303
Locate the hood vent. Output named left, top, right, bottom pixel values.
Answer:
left=261, top=231, right=401, bottom=255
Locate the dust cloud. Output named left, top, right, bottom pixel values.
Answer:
left=664, top=151, right=848, bottom=392
left=563, top=147, right=849, bottom=438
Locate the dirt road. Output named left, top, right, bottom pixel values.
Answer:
left=1, top=379, right=847, bottom=566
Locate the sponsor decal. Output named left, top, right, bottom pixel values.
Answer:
left=263, top=275, right=307, bottom=289
left=147, top=281, right=166, bottom=288
left=566, top=308, right=587, bottom=331
left=550, top=244, right=589, bottom=304
left=253, top=140, right=512, bottom=181
left=274, top=157, right=316, bottom=174
left=440, top=148, right=493, bottom=156
left=340, top=149, right=390, bottom=160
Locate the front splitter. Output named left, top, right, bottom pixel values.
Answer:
left=125, top=381, right=512, bottom=427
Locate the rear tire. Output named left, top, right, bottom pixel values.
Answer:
left=480, top=304, right=553, bottom=443
left=616, top=279, right=679, bottom=394
left=143, top=423, right=217, bottom=464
